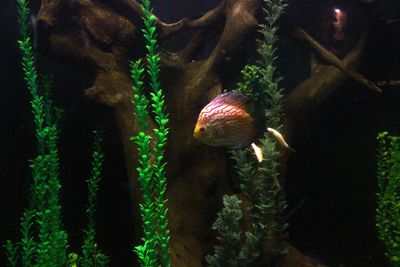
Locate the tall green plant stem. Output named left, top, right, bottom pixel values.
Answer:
left=5, top=0, right=68, bottom=266
left=131, top=61, right=158, bottom=267
left=208, top=0, right=288, bottom=266
left=141, top=1, right=170, bottom=265
left=130, top=0, right=170, bottom=266
left=81, top=130, right=109, bottom=267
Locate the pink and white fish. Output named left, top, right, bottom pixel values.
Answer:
left=193, top=92, right=293, bottom=162
left=193, top=92, right=255, bottom=149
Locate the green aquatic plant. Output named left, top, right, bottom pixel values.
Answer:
left=131, top=60, right=158, bottom=267
left=7, top=1, right=108, bottom=266
left=5, top=0, right=68, bottom=266
left=376, top=132, right=400, bottom=267
left=4, top=240, right=18, bottom=267
left=206, top=195, right=247, bottom=267
left=207, top=0, right=288, bottom=266
left=65, top=131, right=108, bottom=267
left=130, top=0, right=171, bottom=266
left=80, top=130, right=109, bottom=267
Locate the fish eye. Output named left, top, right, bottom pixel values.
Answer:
left=200, top=127, right=205, bottom=132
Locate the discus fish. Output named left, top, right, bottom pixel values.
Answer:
left=193, top=92, right=255, bottom=149
left=194, top=92, right=262, bottom=161
left=193, top=91, right=293, bottom=162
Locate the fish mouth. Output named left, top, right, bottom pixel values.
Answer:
left=193, top=131, right=201, bottom=140
left=192, top=130, right=204, bottom=147
left=193, top=125, right=202, bottom=139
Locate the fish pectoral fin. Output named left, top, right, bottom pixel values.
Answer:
left=251, top=143, right=263, bottom=163
left=267, top=127, right=295, bottom=152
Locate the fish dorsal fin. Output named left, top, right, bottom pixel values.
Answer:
left=212, top=91, right=250, bottom=109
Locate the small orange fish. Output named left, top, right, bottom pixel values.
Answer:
left=193, top=92, right=255, bottom=149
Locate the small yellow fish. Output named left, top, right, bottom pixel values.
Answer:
left=267, top=128, right=295, bottom=152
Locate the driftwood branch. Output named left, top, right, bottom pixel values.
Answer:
left=99, top=0, right=226, bottom=40
left=162, top=31, right=209, bottom=65
left=157, top=2, right=226, bottom=39
left=282, top=29, right=369, bottom=151
left=377, top=80, right=400, bottom=87
left=293, top=27, right=382, bottom=92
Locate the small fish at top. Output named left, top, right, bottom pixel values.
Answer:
left=193, top=91, right=293, bottom=162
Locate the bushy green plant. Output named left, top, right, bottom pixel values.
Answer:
left=208, top=0, right=288, bottom=266
left=205, top=195, right=243, bottom=267
left=376, top=132, right=400, bottom=266
left=130, top=0, right=171, bottom=266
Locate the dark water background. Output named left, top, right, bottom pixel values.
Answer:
left=1, top=0, right=400, bottom=266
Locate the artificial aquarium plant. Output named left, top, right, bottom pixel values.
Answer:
left=6, top=0, right=108, bottom=266
left=376, top=132, right=400, bottom=267
left=206, top=0, right=288, bottom=266
left=5, top=0, right=68, bottom=265
left=130, top=0, right=170, bottom=266
left=79, top=131, right=109, bottom=267
left=67, top=131, right=109, bottom=267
